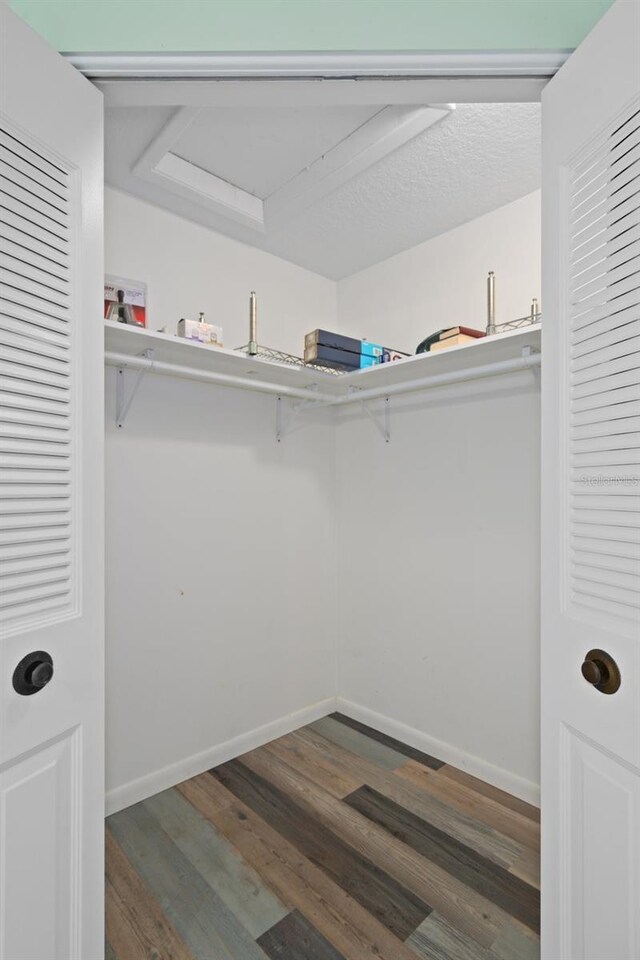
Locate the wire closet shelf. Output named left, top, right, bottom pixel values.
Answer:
left=235, top=314, right=542, bottom=377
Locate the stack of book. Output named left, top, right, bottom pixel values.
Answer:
left=304, top=329, right=408, bottom=371
left=417, top=326, right=486, bottom=354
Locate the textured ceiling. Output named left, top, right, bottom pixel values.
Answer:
left=104, top=101, right=541, bottom=280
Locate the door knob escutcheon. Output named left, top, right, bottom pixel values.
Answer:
left=12, top=651, right=54, bottom=696
left=581, top=649, right=621, bottom=695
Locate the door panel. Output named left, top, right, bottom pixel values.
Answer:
left=542, top=1, right=640, bottom=958
left=0, top=6, right=104, bottom=960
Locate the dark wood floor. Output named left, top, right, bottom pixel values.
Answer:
left=106, top=713, right=540, bottom=960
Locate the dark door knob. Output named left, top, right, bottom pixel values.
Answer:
left=581, top=649, right=621, bottom=695
left=12, top=651, right=54, bottom=696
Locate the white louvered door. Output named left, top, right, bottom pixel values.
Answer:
left=0, top=6, right=104, bottom=960
left=541, top=1, right=640, bottom=958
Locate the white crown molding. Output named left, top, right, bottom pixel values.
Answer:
left=66, top=49, right=570, bottom=80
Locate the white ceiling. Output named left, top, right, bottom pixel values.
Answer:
left=104, top=101, right=541, bottom=280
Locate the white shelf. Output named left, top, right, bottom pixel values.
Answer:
left=105, top=320, right=541, bottom=406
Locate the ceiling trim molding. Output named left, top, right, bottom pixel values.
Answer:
left=65, top=49, right=570, bottom=80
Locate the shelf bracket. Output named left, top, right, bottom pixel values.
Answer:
left=350, top=388, right=391, bottom=443
left=275, top=387, right=322, bottom=442
left=521, top=344, right=541, bottom=386
left=116, top=349, right=154, bottom=428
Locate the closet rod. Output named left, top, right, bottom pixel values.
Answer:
left=104, top=351, right=336, bottom=403
left=334, top=350, right=541, bottom=405
left=105, top=348, right=541, bottom=406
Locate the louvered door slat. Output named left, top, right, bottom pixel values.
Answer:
left=0, top=129, right=67, bottom=186
left=571, top=222, right=640, bottom=278
left=0, top=190, right=69, bottom=241
left=0, top=251, right=70, bottom=295
left=0, top=160, right=67, bottom=215
left=0, top=124, right=74, bottom=626
left=568, top=103, right=640, bottom=625
left=572, top=383, right=639, bottom=411
left=573, top=549, right=640, bottom=577
left=1, top=219, right=68, bottom=267
left=0, top=298, right=70, bottom=336
left=572, top=109, right=640, bottom=183
left=0, top=208, right=68, bottom=255
left=0, top=143, right=67, bottom=199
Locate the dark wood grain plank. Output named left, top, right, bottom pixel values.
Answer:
left=294, top=726, right=523, bottom=870
left=257, top=910, right=346, bottom=960
left=345, top=785, right=539, bottom=933
left=211, top=758, right=432, bottom=940
left=331, top=713, right=445, bottom=769
left=105, top=831, right=196, bottom=960
left=238, top=744, right=516, bottom=947
left=177, top=774, right=423, bottom=960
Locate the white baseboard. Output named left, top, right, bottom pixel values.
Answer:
left=336, top=697, right=540, bottom=808
left=105, top=696, right=336, bottom=816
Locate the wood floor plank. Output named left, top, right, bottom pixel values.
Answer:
left=294, top=726, right=523, bottom=870
left=331, top=713, right=445, bottom=770
left=508, top=848, right=540, bottom=892
left=491, top=922, right=540, bottom=960
left=261, top=733, right=364, bottom=798
left=396, top=761, right=540, bottom=852
left=407, top=912, right=493, bottom=960
left=105, top=831, right=196, bottom=960
left=213, top=758, right=432, bottom=940
left=143, top=787, right=288, bottom=938
left=108, top=803, right=268, bottom=960
left=238, top=744, right=517, bottom=948
left=105, top=941, right=119, bottom=960
left=309, top=717, right=408, bottom=771
left=257, top=910, right=346, bottom=960
left=177, top=773, right=423, bottom=960
left=344, top=785, right=539, bottom=933
left=438, top=767, right=540, bottom=824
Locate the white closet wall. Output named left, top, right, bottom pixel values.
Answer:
left=335, top=191, right=542, bottom=799
left=338, top=191, right=541, bottom=353
left=104, top=189, right=337, bottom=813
left=104, top=186, right=542, bottom=811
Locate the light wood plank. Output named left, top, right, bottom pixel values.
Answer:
left=239, top=747, right=517, bottom=948
left=508, top=848, right=540, bottom=891
left=491, top=922, right=540, bottom=960
left=439, top=767, right=540, bottom=824
left=261, top=733, right=364, bottom=798
left=309, top=717, right=408, bottom=771
left=143, top=787, right=288, bottom=938
left=294, top=727, right=523, bottom=870
left=178, top=774, right=423, bottom=960
left=397, top=760, right=540, bottom=852
left=105, top=831, right=196, bottom=960
left=408, top=912, right=493, bottom=960
left=108, top=804, right=268, bottom=960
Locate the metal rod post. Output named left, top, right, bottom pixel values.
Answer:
left=249, top=291, right=258, bottom=356
left=486, top=271, right=496, bottom=335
